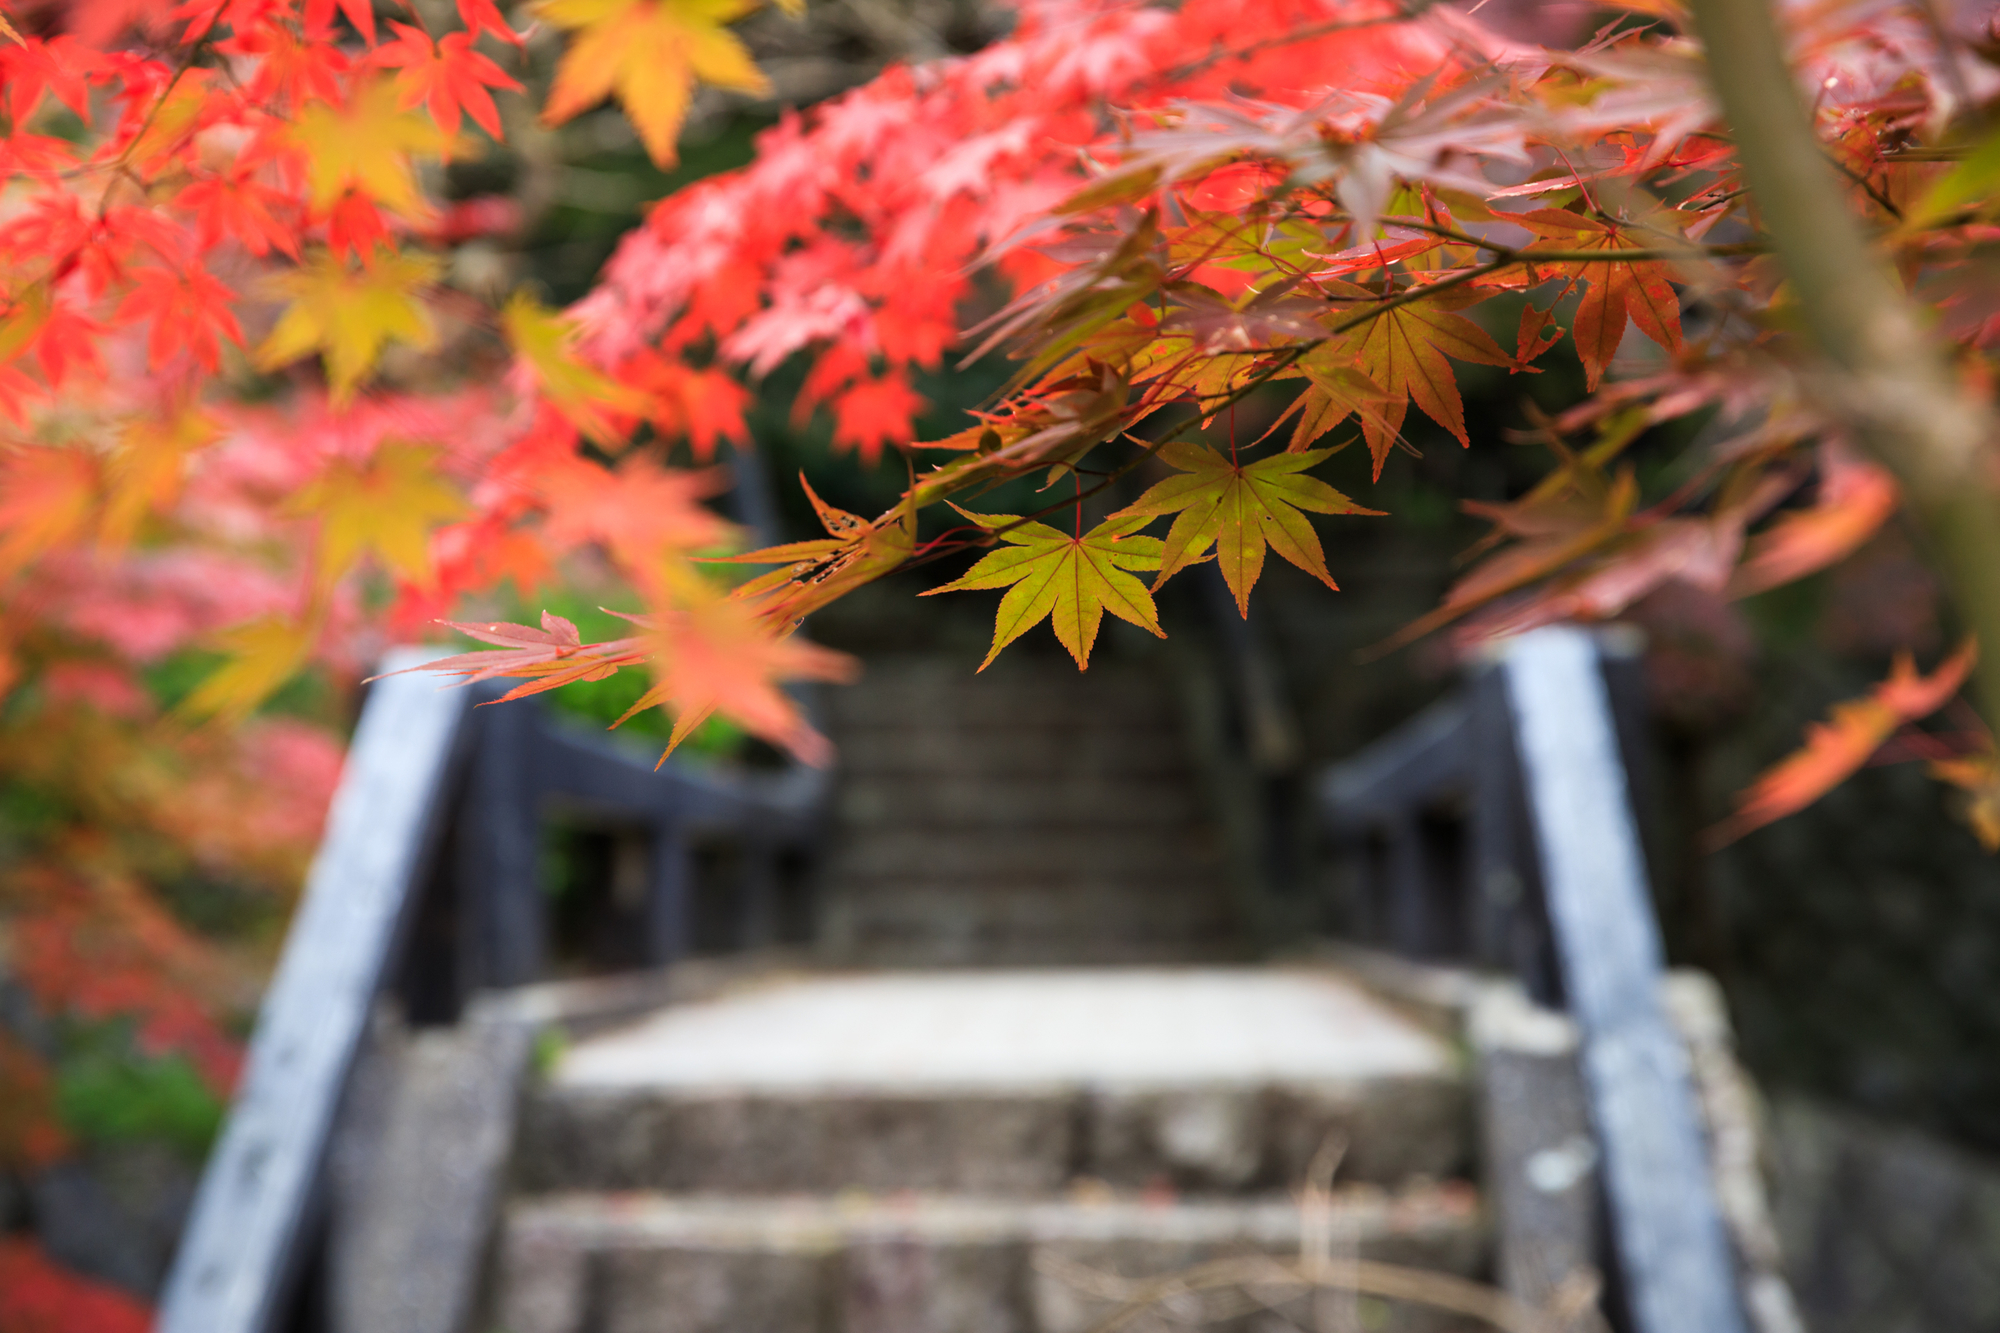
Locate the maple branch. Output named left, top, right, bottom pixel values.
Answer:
left=1382, top=216, right=1768, bottom=265
left=1687, top=0, right=2000, bottom=732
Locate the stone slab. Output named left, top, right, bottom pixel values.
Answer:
left=495, top=1186, right=1485, bottom=1333
left=521, top=969, right=1466, bottom=1195
left=551, top=970, right=1451, bottom=1093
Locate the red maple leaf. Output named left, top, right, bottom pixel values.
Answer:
left=179, top=167, right=300, bottom=257
left=375, top=24, right=521, bottom=139
left=831, top=372, right=927, bottom=465
left=303, top=0, right=378, bottom=45
left=117, top=265, right=244, bottom=371
left=457, top=0, right=523, bottom=45
left=623, top=352, right=751, bottom=460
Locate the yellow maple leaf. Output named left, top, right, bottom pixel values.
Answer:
left=287, top=442, right=467, bottom=587
left=258, top=249, right=441, bottom=401
left=180, top=618, right=315, bottom=723
left=537, top=0, right=771, bottom=167
left=287, top=77, right=451, bottom=218
left=502, top=293, right=648, bottom=442
left=101, top=409, right=219, bottom=550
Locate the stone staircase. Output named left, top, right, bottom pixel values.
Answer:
left=490, top=967, right=1483, bottom=1333
left=813, top=655, right=1239, bottom=966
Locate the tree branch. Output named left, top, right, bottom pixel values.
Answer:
left=1686, top=0, right=2000, bottom=729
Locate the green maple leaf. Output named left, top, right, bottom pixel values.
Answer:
left=1115, top=441, right=1381, bottom=615
left=923, top=509, right=1165, bottom=670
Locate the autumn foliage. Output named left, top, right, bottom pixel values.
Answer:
left=6, top=0, right=2000, bottom=1311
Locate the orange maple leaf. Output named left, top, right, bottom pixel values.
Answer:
left=1339, top=289, right=1513, bottom=477
left=1709, top=640, right=1977, bottom=847
left=1730, top=448, right=1899, bottom=597
left=538, top=455, right=737, bottom=577
left=1515, top=208, right=1684, bottom=391
left=603, top=599, right=856, bottom=764
left=0, top=444, right=96, bottom=578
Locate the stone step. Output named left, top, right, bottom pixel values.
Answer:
left=817, top=884, right=1235, bottom=964
left=833, top=776, right=1206, bottom=829
left=495, top=1187, right=1486, bottom=1333
left=833, top=726, right=1192, bottom=780
left=518, top=970, right=1469, bottom=1197
left=826, top=663, right=1181, bottom=732
left=823, top=829, right=1224, bottom=883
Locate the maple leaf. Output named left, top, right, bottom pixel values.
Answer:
left=287, top=443, right=467, bottom=588
left=831, top=372, right=927, bottom=464
left=923, top=508, right=1166, bottom=670
left=716, top=486, right=920, bottom=628
left=1709, top=640, right=1977, bottom=847
left=1729, top=448, right=1898, bottom=597
left=101, top=409, right=219, bottom=549
left=286, top=77, right=451, bottom=219
left=503, top=293, right=648, bottom=443
left=1515, top=208, right=1684, bottom=391
left=459, top=0, right=526, bottom=44
left=623, top=352, right=750, bottom=459
left=116, top=266, right=243, bottom=372
left=538, top=455, right=736, bottom=577
left=394, top=610, right=641, bottom=695
left=376, top=24, right=522, bottom=140
left=179, top=167, right=300, bottom=258
left=257, top=249, right=441, bottom=401
left=1930, top=750, right=2000, bottom=852
left=537, top=0, right=771, bottom=168
left=304, top=0, right=381, bottom=44
left=124, top=68, right=211, bottom=174
left=600, top=598, right=855, bottom=764
left=1269, top=355, right=1395, bottom=452
left=1343, top=293, right=1513, bottom=477
left=0, top=445, right=96, bottom=578
left=180, top=618, right=315, bottom=723
left=1113, top=441, right=1380, bottom=615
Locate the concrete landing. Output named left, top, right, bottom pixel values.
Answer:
left=521, top=969, right=1469, bottom=1195
left=551, top=969, right=1452, bottom=1093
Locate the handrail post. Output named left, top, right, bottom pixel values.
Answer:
left=1500, top=626, right=1747, bottom=1333
left=158, top=652, right=468, bottom=1333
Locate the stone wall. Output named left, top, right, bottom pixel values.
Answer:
left=1768, top=1095, right=2000, bottom=1333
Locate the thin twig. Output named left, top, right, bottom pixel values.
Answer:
left=1064, top=1253, right=1558, bottom=1333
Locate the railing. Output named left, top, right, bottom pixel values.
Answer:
left=158, top=454, right=831, bottom=1333
left=1317, top=625, right=1748, bottom=1333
